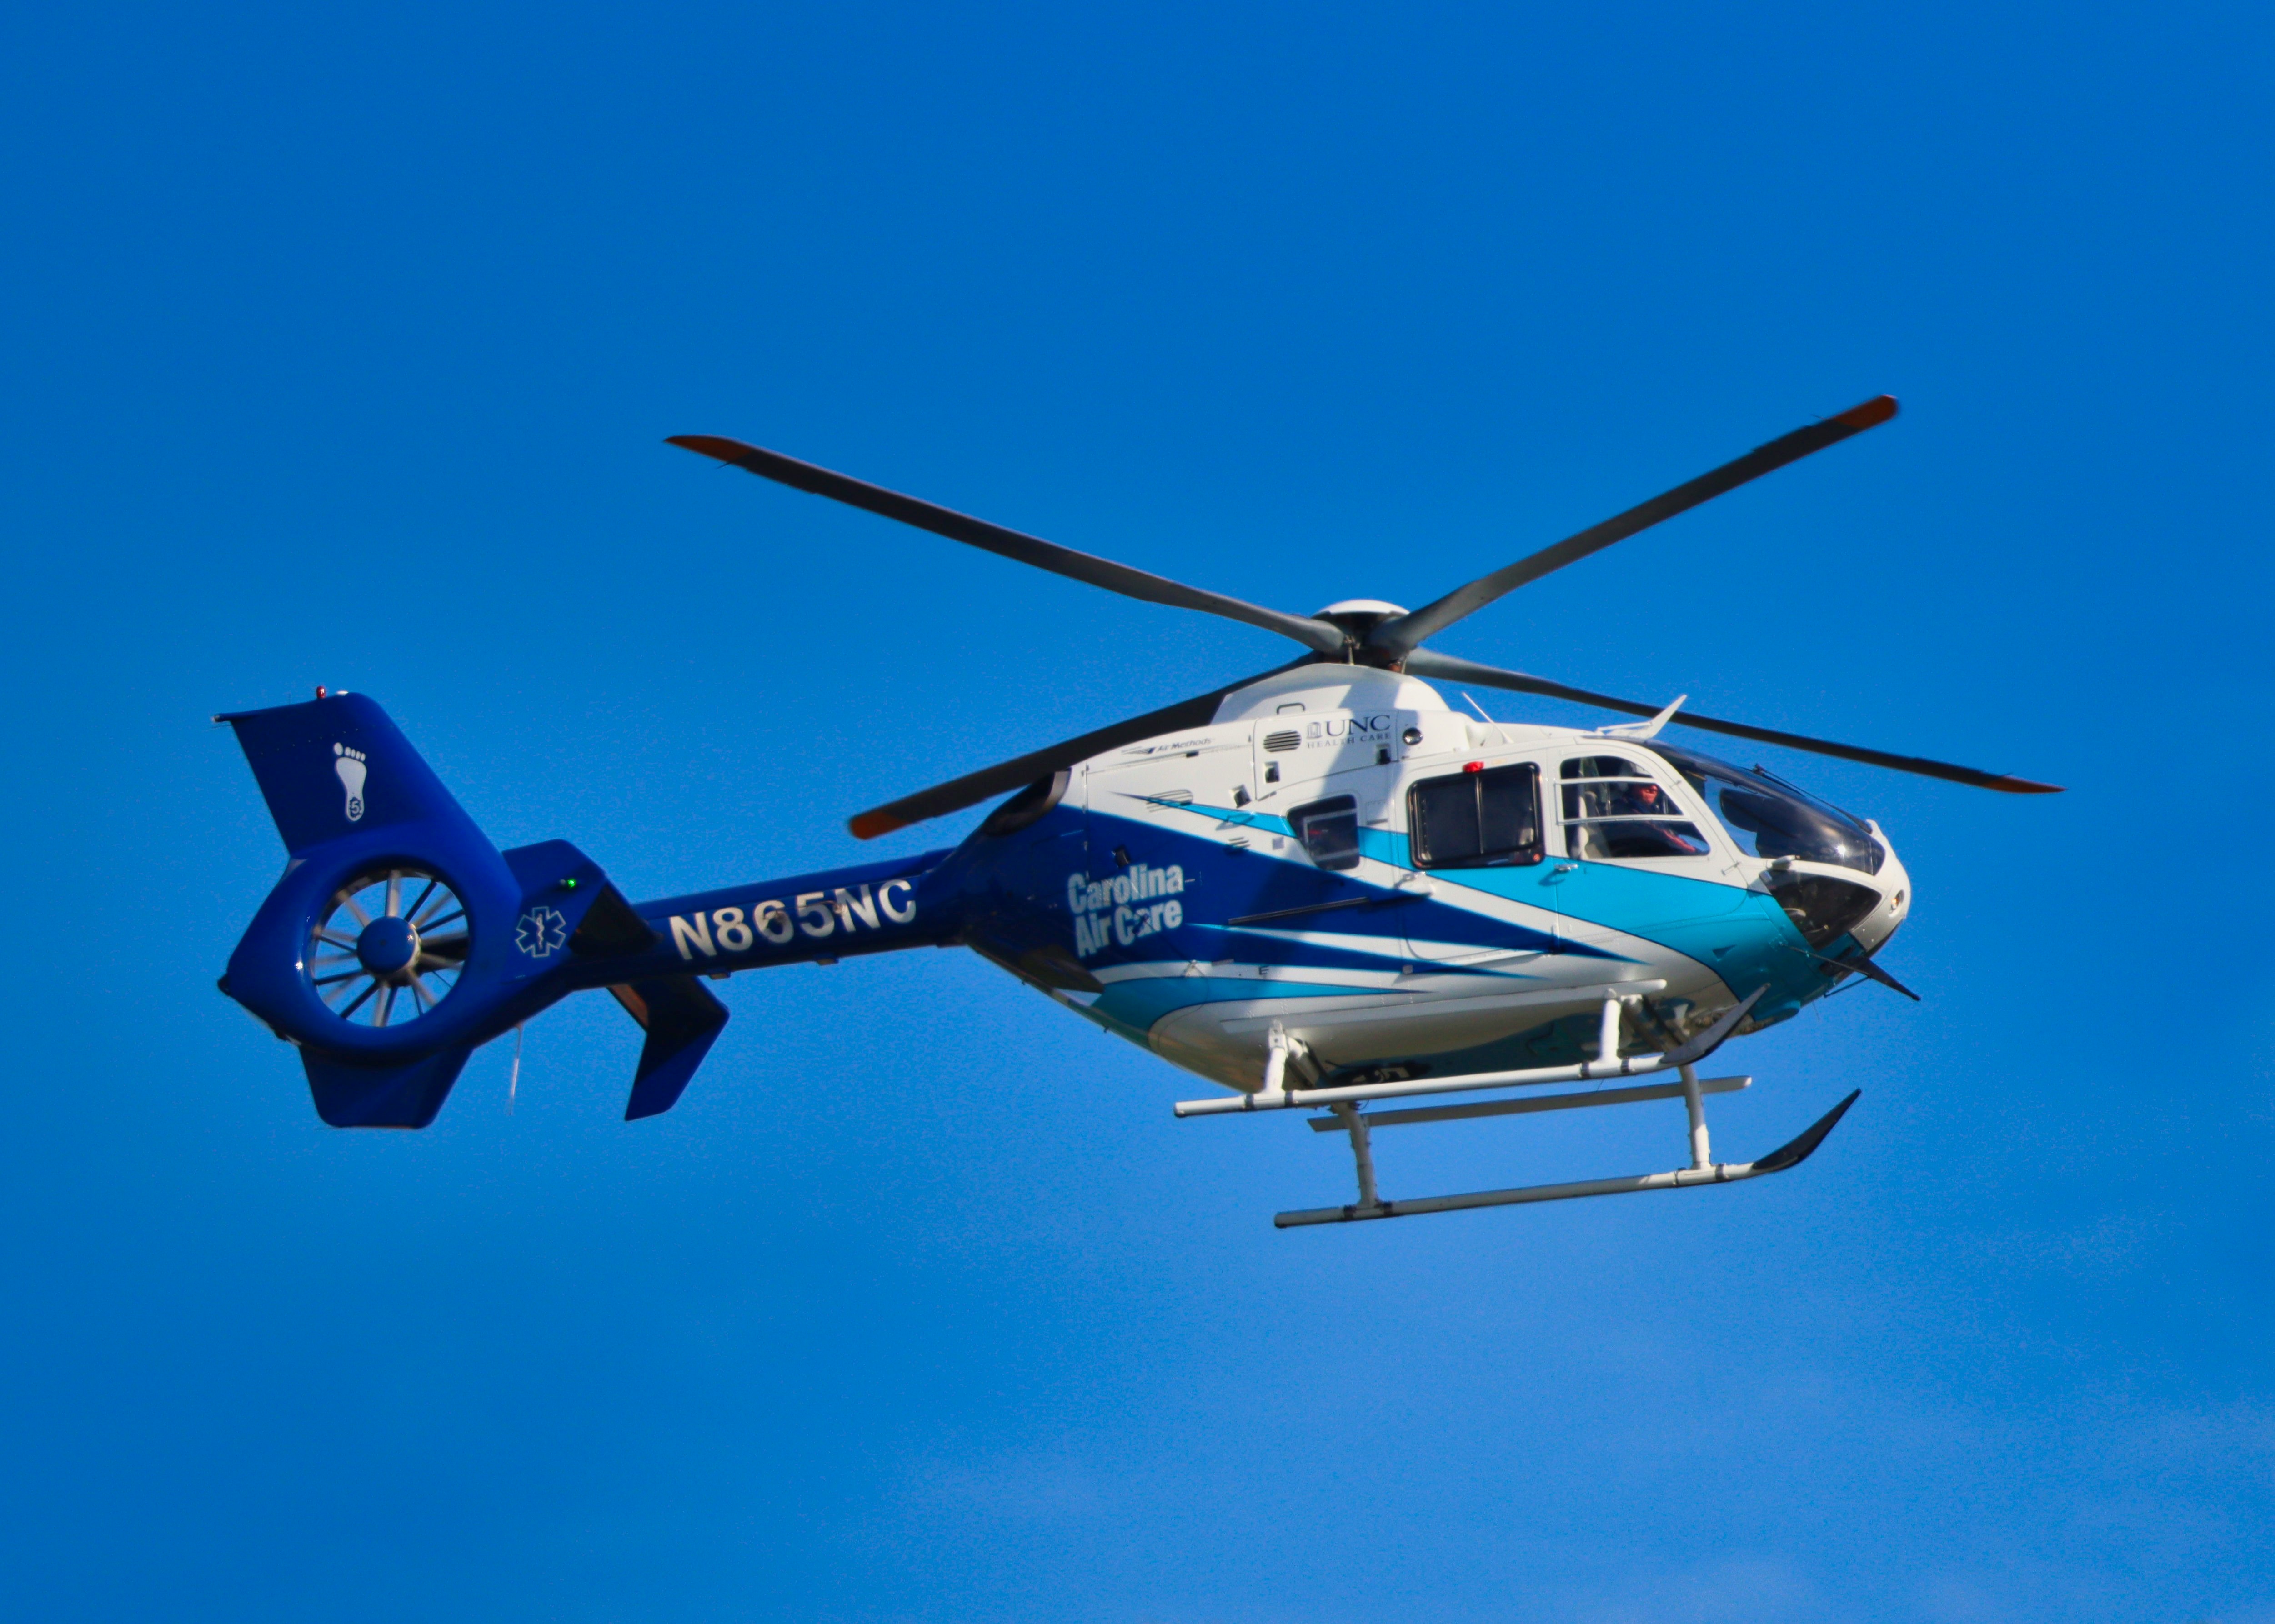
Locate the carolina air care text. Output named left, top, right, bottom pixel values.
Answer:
left=1068, top=863, right=1185, bottom=958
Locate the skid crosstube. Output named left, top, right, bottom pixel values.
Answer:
left=1173, top=980, right=1859, bottom=1225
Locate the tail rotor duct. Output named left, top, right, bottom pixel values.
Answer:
left=306, top=866, right=469, bottom=1028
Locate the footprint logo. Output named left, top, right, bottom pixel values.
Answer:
left=333, top=743, right=367, bottom=822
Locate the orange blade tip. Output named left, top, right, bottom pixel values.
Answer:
left=1831, top=395, right=1899, bottom=431
left=848, top=811, right=907, bottom=840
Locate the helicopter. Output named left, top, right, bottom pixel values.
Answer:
left=215, top=394, right=2059, bottom=1226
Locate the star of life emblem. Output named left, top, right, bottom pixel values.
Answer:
left=516, top=906, right=568, bottom=958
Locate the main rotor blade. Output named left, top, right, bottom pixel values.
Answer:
left=670, top=435, right=1344, bottom=656
left=1368, top=396, right=1899, bottom=658
left=848, top=660, right=1315, bottom=839
left=1403, top=648, right=2063, bottom=793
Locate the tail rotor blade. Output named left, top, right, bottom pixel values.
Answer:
left=848, top=660, right=1314, bottom=839
left=1368, top=396, right=1899, bottom=658
left=669, top=435, right=1344, bottom=656
left=1403, top=648, right=2062, bottom=794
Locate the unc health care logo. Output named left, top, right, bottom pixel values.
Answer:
left=332, top=743, right=367, bottom=821
left=516, top=907, right=568, bottom=958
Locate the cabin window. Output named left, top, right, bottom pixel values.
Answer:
left=1289, top=795, right=1362, bottom=871
left=1408, top=764, right=1542, bottom=869
left=1642, top=743, right=1885, bottom=875
left=1558, top=758, right=1711, bottom=860
left=1561, top=754, right=1649, bottom=779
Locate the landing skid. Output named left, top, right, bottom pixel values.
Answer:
left=1173, top=984, right=1861, bottom=1226
left=1275, top=1081, right=1859, bottom=1227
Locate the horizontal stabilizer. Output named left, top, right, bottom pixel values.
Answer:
left=610, top=978, right=730, bottom=1120
left=302, top=1045, right=474, bottom=1129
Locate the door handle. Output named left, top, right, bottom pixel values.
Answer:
left=1553, top=863, right=1580, bottom=874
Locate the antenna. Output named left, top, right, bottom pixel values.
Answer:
left=1458, top=692, right=1495, bottom=724
left=1599, top=694, right=1688, bottom=741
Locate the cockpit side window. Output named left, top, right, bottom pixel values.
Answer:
left=1642, top=743, right=1885, bottom=875
left=1289, top=795, right=1361, bottom=871
left=1561, top=755, right=1649, bottom=779
left=1557, top=757, right=1711, bottom=861
left=1408, top=763, right=1542, bottom=869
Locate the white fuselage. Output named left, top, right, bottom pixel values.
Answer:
left=1056, top=665, right=1910, bottom=1094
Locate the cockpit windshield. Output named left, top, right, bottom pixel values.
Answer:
left=1643, top=743, right=1885, bottom=875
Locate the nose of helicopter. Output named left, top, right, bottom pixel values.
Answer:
left=1845, top=835, right=1912, bottom=955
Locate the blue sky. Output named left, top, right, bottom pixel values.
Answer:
left=3, top=2, right=2271, bottom=1619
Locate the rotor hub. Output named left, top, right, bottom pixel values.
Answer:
left=306, top=867, right=466, bottom=1028
left=355, top=914, right=421, bottom=980
left=1309, top=599, right=1409, bottom=657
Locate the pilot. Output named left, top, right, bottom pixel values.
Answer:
left=1619, top=780, right=1707, bottom=855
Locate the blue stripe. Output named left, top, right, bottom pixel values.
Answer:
left=1062, top=801, right=1847, bottom=1041
left=1097, top=805, right=1614, bottom=964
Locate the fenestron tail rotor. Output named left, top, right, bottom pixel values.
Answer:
left=307, top=867, right=470, bottom=1027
